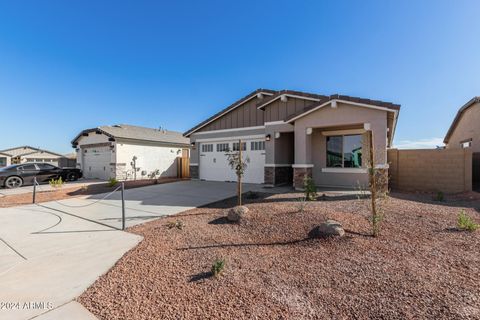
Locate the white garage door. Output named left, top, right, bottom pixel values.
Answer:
left=199, top=139, right=265, bottom=184
left=82, top=146, right=112, bottom=180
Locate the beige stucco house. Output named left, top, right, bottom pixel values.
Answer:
left=0, top=152, right=11, bottom=167
left=444, top=97, right=480, bottom=151
left=444, top=96, right=480, bottom=189
left=0, top=146, right=71, bottom=167
left=184, top=89, right=400, bottom=189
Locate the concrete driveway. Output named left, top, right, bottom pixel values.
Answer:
left=0, top=179, right=104, bottom=197
left=0, top=180, right=265, bottom=320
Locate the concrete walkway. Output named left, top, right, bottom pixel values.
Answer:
left=0, top=180, right=273, bottom=320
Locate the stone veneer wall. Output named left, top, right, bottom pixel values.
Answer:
left=293, top=167, right=313, bottom=190
left=264, top=166, right=293, bottom=186
left=190, top=165, right=199, bottom=179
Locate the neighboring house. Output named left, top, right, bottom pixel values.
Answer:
left=184, top=89, right=400, bottom=189
left=0, top=146, right=69, bottom=167
left=0, top=152, right=11, bottom=167
left=444, top=96, right=480, bottom=189
left=71, top=124, right=190, bottom=180
left=444, top=97, right=480, bottom=151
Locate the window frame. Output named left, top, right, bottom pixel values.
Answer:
left=250, top=141, right=265, bottom=151
left=460, top=140, right=472, bottom=149
left=232, top=142, right=247, bottom=151
left=216, top=143, right=229, bottom=152
left=326, top=134, right=363, bottom=169
left=201, top=143, right=213, bottom=153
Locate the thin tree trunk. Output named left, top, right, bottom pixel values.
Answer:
left=368, top=130, right=378, bottom=236
left=238, top=139, right=242, bottom=206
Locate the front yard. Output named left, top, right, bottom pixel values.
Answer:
left=79, top=191, right=480, bottom=319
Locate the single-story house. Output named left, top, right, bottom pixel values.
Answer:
left=0, top=146, right=69, bottom=167
left=444, top=96, right=480, bottom=189
left=184, top=89, right=400, bottom=189
left=0, top=152, right=11, bottom=167
left=444, top=96, right=480, bottom=151
left=72, top=124, right=190, bottom=180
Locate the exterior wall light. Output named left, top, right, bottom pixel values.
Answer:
left=265, top=134, right=271, bottom=141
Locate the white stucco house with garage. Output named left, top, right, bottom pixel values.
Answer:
left=0, top=146, right=72, bottom=167
left=72, top=124, right=190, bottom=180
left=184, top=89, right=400, bottom=189
left=0, top=152, right=11, bottom=167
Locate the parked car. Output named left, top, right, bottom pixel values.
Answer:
left=0, top=163, right=83, bottom=189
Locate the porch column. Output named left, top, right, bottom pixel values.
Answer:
left=293, top=126, right=313, bottom=190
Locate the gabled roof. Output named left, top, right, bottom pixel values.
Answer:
left=285, top=94, right=400, bottom=122
left=256, top=90, right=328, bottom=110
left=444, top=96, right=480, bottom=144
left=0, top=146, right=66, bottom=158
left=72, top=124, right=189, bottom=146
left=0, top=145, right=39, bottom=156
left=183, top=88, right=401, bottom=140
left=183, top=89, right=276, bottom=137
left=0, top=151, right=11, bottom=157
left=20, top=150, right=66, bottom=158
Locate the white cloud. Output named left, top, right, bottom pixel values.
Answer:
left=393, top=137, right=445, bottom=150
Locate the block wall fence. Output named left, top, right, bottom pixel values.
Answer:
left=387, top=148, right=472, bottom=193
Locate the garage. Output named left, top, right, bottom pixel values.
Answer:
left=199, top=139, right=265, bottom=184
left=81, top=146, right=112, bottom=180
left=72, top=124, right=190, bottom=181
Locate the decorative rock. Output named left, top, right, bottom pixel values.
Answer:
left=227, top=206, right=249, bottom=222
left=312, top=220, right=345, bottom=238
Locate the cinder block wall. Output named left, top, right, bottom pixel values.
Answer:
left=388, top=148, right=472, bottom=193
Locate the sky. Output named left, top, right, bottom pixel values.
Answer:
left=0, top=1, right=479, bottom=154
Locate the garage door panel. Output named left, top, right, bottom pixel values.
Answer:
left=199, top=139, right=265, bottom=184
left=82, top=147, right=112, bottom=180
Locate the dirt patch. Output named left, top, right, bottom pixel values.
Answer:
left=78, top=192, right=480, bottom=319
left=0, top=178, right=183, bottom=208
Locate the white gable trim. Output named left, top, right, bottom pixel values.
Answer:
left=184, top=91, right=274, bottom=137
left=257, top=94, right=321, bottom=110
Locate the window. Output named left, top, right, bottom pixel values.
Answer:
left=251, top=141, right=265, bottom=151
left=0, top=157, right=6, bottom=167
left=18, top=164, right=37, bottom=171
left=326, top=135, right=362, bottom=168
left=37, top=163, right=57, bottom=170
left=232, top=142, right=246, bottom=151
left=201, top=144, right=213, bottom=152
left=461, top=140, right=472, bottom=149
left=216, top=143, right=229, bottom=152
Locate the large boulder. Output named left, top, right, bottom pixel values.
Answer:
left=227, top=206, right=249, bottom=222
left=311, top=220, right=345, bottom=238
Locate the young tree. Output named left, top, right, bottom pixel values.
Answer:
left=365, top=130, right=388, bottom=237
left=225, top=139, right=250, bottom=206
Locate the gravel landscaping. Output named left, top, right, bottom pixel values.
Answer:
left=79, top=191, right=480, bottom=319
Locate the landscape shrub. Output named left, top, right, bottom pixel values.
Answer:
left=49, top=177, right=64, bottom=188
left=211, top=258, right=226, bottom=277
left=303, top=176, right=317, bottom=201
left=297, top=196, right=308, bottom=213
left=166, top=220, right=184, bottom=230
left=107, top=178, right=119, bottom=187
left=245, top=191, right=259, bottom=199
left=457, top=210, right=479, bottom=232
left=434, top=191, right=444, bottom=202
